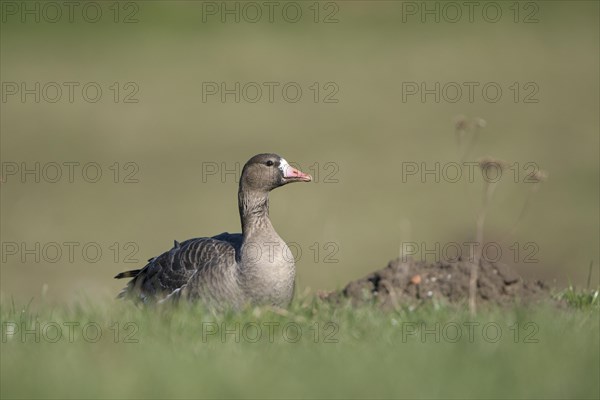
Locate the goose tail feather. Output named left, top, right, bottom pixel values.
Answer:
left=114, top=269, right=142, bottom=279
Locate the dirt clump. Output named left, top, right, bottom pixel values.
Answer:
left=325, top=258, right=553, bottom=309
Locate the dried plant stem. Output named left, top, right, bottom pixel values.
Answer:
left=460, top=126, right=482, bottom=163
left=469, top=180, right=496, bottom=316
left=587, top=261, right=594, bottom=291
left=454, top=116, right=486, bottom=163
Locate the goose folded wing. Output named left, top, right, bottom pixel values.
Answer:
left=117, top=235, right=239, bottom=302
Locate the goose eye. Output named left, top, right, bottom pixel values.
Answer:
left=266, top=160, right=274, bottom=167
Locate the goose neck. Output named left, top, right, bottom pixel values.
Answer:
left=238, top=188, right=272, bottom=236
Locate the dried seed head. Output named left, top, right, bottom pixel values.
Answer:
left=474, top=117, right=487, bottom=128
left=478, top=156, right=508, bottom=172
left=530, top=169, right=548, bottom=183
left=454, top=115, right=468, bottom=131
left=453, top=115, right=486, bottom=131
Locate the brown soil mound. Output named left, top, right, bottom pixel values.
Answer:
left=325, top=258, right=554, bottom=309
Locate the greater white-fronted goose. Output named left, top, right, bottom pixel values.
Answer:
left=115, top=153, right=312, bottom=309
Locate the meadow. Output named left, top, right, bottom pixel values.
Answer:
left=1, top=294, right=599, bottom=399
left=1, top=1, right=599, bottom=398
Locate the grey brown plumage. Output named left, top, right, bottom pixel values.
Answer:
left=115, top=154, right=312, bottom=309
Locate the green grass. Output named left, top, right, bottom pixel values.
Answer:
left=1, top=295, right=599, bottom=399
left=557, top=286, right=600, bottom=311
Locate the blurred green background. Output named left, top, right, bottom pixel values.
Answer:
left=1, top=3, right=599, bottom=400
left=1, top=1, right=598, bottom=304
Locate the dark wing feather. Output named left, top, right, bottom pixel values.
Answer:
left=115, top=233, right=242, bottom=303
left=114, top=269, right=142, bottom=279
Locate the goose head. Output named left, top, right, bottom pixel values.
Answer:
left=241, top=153, right=312, bottom=192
